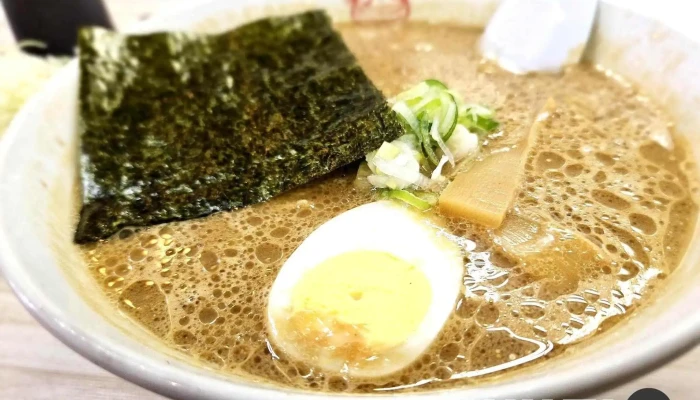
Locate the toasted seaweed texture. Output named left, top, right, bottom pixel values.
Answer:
left=75, top=10, right=402, bottom=243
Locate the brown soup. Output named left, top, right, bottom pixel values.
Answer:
left=79, top=21, right=699, bottom=393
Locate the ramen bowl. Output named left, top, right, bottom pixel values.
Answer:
left=1, top=0, right=699, bottom=399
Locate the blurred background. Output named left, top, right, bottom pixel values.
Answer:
left=0, top=1, right=697, bottom=399
left=0, top=0, right=178, bottom=48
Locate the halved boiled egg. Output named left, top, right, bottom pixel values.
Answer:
left=267, top=201, right=463, bottom=378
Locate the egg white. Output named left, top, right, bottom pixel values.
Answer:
left=267, top=201, right=464, bottom=378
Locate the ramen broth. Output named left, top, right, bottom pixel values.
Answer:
left=79, top=22, right=699, bottom=392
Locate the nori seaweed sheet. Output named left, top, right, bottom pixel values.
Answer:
left=75, top=10, right=403, bottom=243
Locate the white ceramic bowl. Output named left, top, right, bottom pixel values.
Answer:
left=1, top=0, right=699, bottom=399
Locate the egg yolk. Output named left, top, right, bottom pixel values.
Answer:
left=281, top=250, right=432, bottom=364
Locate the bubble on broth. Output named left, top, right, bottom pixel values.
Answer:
left=76, top=22, right=699, bottom=393
left=535, top=151, right=566, bottom=171
left=199, top=250, right=219, bottom=270
left=591, top=189, right=630, bottom=210
left=119, top=280, right=171, bottom=338
left=629, top=213, right=657, bottom=235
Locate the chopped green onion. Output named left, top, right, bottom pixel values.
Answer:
left=392, top=82, right=430, bottom=103
left=459, top=104, right=500, bottom=135
left=424, top=78, right=448, bottom=90
left=431, top=155, right=450, bottom=180
left=463, top=104, right=494, bottom=118
left=438, top=91, right=458, bottom=141
left=390, top=80, right=497, bottom=168
left=430, top=116, right=454, bottom=166
left=415, top=191, right=439, bottom=205
left=411, top=113, right=427, bottom=155
left=383, top=189, right=435, bottom=211
left=462, top=115, right=499, bottom=135
left=447, top=124, right=480, bottom=161
left=354, top=162, right=374, bottom=190
left=412, top=92, right=442, bottom=114
left=363, top=80, right=500, bottom=199
left=376, top=142, right=401, bottom=160
left=392, top=101, right=420, bottom=133
left=419, top=114, right=440, bottom=166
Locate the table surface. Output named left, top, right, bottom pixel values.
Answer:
left=0, top=1, right=698, bottom=399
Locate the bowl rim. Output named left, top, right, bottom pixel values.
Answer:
left=1, top=1, right=700, bottom=399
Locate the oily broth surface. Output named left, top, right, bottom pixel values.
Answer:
left=79, top=22, right=699, bottom=392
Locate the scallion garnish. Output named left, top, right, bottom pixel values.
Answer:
left=459, top=104, right=500, bottom=135
left=389, top=80, right=498, bottom=164
left=380, top=189, right=437, bottom=211
left=360, top=79, right=501, bottom=211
